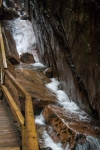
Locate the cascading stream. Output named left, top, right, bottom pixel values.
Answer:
left=35, top=79, right=100, bottom=150
left=3, top=10, right=100, bottom=150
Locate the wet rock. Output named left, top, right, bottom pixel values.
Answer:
left=44, top=68, right=53, bottom=78
left=15, top=68, right=57, bottom=109
left=20, top=15, right=29, bottom=20
left=20, top=53, right=35, bottom=63
left=3, top=28, right=20, bottom=64
left=75, top=134, right=86, bottom=145
left=36, top=125, right=46, bottom=148
left=3, top=7, right=19, bottom=20
left=43, top=105, right=100, bottom=149
left=40, top=148, right=52, bottom=150
left=30, top=0, right=100, bottom=122
left=5, top=0, right=14, bottom=7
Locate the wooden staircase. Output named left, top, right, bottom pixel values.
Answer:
left=0, top=100, right=20, bottom=150
left=0, top=1, right=39, bottom=149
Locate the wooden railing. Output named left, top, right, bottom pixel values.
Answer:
left=0, top=21, right=39, bottom=150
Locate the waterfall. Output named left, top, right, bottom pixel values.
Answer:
left=3, top=18, right=39, bottom=62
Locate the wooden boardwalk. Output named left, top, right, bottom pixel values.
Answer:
left=0, top=100, right=20, bottom=150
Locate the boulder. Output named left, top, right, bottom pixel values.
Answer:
left=3, top=7, right=19, bottom=20
left=20, top=53, right=35, bottom=63
left=43, top=105, right=100, bottom=149
left=44, top=68, right=53, bottom=78
left=20, top=15, right=29, bottom=20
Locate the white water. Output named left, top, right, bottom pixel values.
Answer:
left=43, top=131, right=64, bottom=150
left=76, top=136, right=100, bottom=150
left=35, top=78, right=100, bottom=150
left=35, top=113, right=70, bottom=150
left=11, top=18, right=36, bottom=55
left=31, top=62, right=46, bottom=68
left=35, top=113, right=45, bottom=125
left=36, top=78, right=100, bottom=150
left=3, top=1, right=7, bottom=7
left=46, top=78, right=91, bottom=121
left=5, top=18, right=37, bottom=60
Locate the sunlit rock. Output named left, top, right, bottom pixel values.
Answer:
left=15, top=68, right=57, bottom=109
left=43, top=105, right=100, bottom=149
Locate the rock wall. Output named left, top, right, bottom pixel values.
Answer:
left=29, top=0, right=100, bottom=122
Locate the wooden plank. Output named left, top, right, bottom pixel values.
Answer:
left=1, top=85, right=24, bottom=126
left=0, top=147, right=20, bottom=150
left=25, top=96, right=39, bottom=150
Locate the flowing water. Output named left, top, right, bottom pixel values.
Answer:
left=4, top=13, right=100, bottom=150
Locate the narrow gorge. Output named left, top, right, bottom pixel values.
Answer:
left=0, top=0, right=100, bottom=150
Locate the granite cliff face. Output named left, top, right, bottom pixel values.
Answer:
left=28, top=0, right=100, bottom=122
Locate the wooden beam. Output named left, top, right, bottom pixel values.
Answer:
left=25, top=96, right=39, bottom=150
left=1, top=85, right=24, bottom=125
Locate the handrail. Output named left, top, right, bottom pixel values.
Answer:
left=5, top=69, right=39, bottom=150
left=2, top=85, right=24, bottom=125
left=0, top=21, right=39, bottom=150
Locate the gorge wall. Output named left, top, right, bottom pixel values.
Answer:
left=28, top=0, right=100, bottom=122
